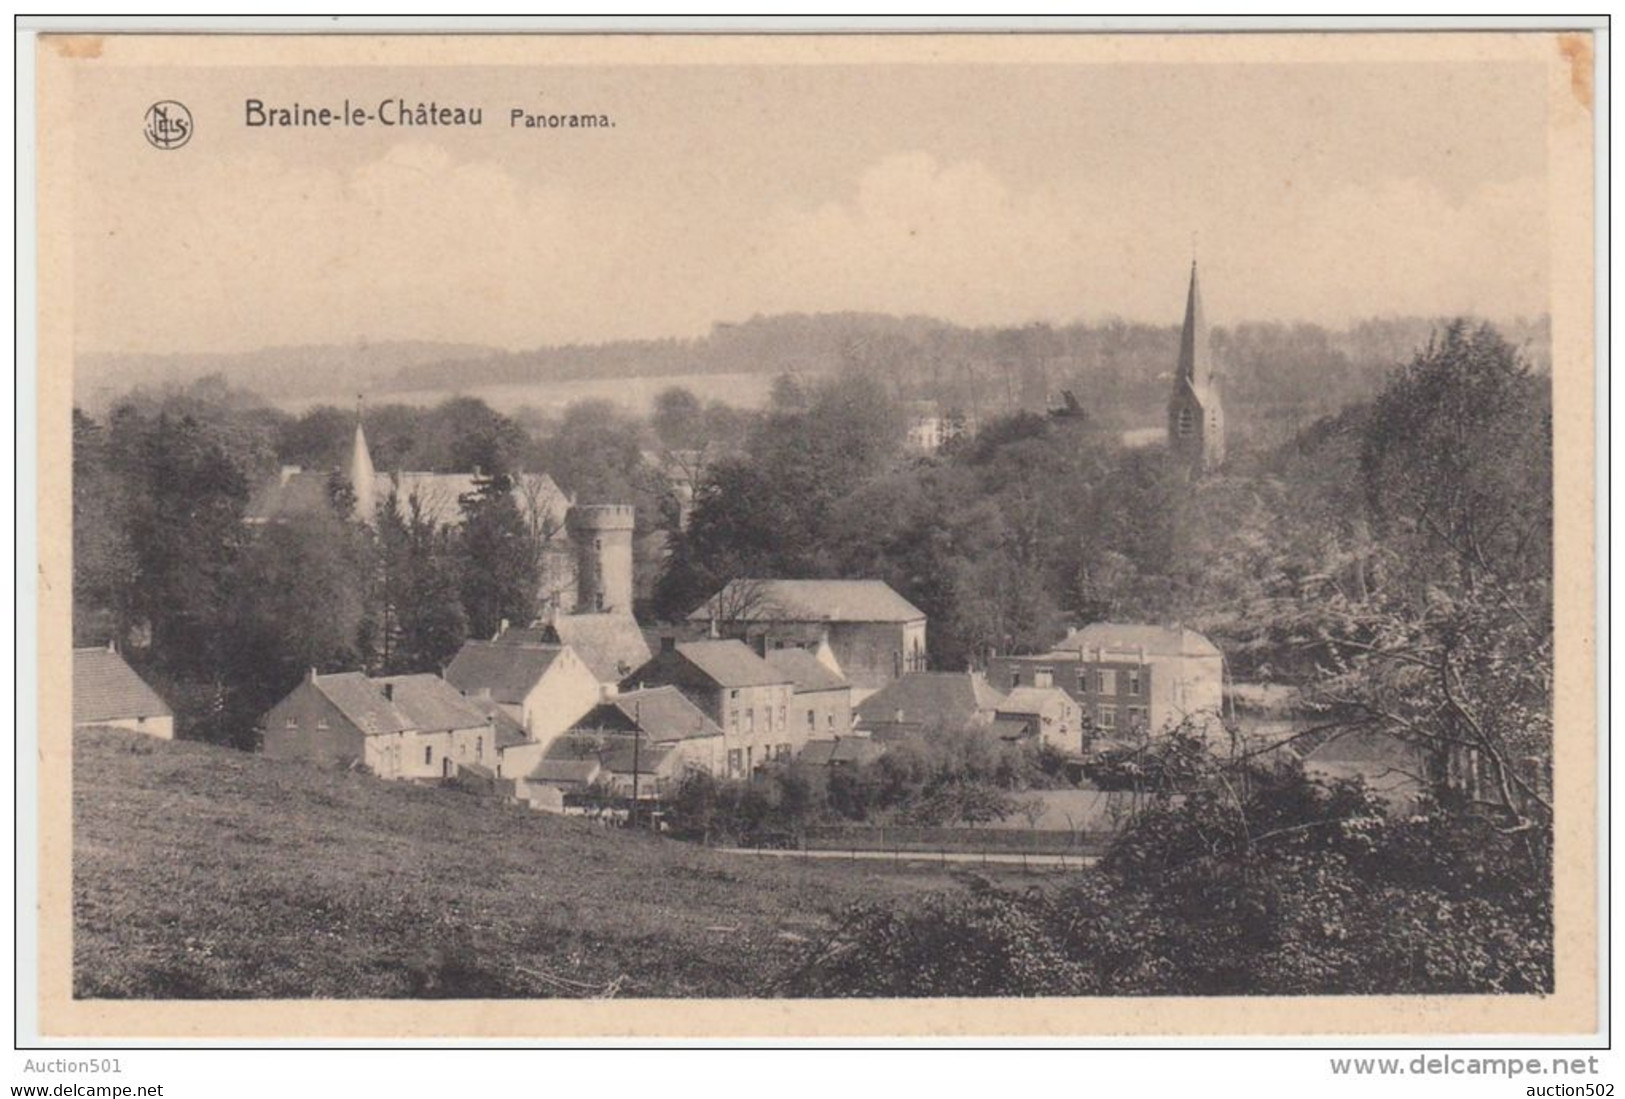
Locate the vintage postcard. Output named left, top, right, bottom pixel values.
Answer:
left=31, top=28, right=1598, bottom=1039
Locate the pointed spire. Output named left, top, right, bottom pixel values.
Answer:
left=350, top=396, right=376, bottom=523
left=1176, top=260, right=1212, bottom=390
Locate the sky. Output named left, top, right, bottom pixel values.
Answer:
left=70, top=57, right=1552, bottom=355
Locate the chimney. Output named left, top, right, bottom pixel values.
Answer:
left=106, top=639, right=117, bottom=654
left=306, top=667, right=318, bottom=683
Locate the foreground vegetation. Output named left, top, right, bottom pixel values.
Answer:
left=72, top=728, right=959, bottom=999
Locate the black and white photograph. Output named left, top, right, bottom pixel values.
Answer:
left=23, top=21, right=1602, bottom=1053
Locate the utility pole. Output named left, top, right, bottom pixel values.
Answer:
left=630, top=700, right=642, bottom=828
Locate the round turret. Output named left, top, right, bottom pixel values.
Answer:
left=566, top=505, right=636, bottom=614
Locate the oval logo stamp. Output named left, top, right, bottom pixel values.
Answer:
left=143, top=101, right=193, bottom=150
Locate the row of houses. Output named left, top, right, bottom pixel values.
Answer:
left=73, top=582, right=1434, bottom=816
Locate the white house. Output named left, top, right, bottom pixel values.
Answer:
left=443, top=639, right=601, bottom=746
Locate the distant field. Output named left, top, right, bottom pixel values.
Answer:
left=270, top=371, right=784, bottom=418
left=72, top=727, right=1009, bottom=1000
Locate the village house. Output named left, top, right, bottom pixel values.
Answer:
left=852, top=670, right=1007, bottom=741
left=794, top=736, right=883, bottom=770
left=493, top=614, right=653, bottom=691
left=994, top=685, right=1083, bottom=754
left=987, top=623, right=1224, bottom=742
left=443, top=638, right=601, bottom=745
left=764, top=647, right=853, bottom=740
left=260, top=670, right=497, bottom=781
left=565, top=685, right=727, bottom=776
left=622, top=639, right=796, bottom=777
left=688, top=578, right=927, bottom=699
left=73, top=643, right=175, bottom=738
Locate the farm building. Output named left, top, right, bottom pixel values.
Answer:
left=72, top=644, right=174, bottom=739
left=260, top=670, right=497, bottom=781
left=688, top=578, right=927, bottom=698
left=443, top=639, right=601, bottom=744
left=622, top=638, right=796, bottom=777
left=853, top=671, right=1006, bottom=741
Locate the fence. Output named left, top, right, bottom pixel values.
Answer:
left=794, top=823, right=1114, bottom=857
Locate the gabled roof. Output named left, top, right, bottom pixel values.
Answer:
left=73, top=647, right=173, bottom=724
left=373, top=674, right=490, bottom=733
left=764, top=648, right=849, bottom=693
left=996, top=686, right=1074, bottom=716
left=310, top=672, right=414, bottom=736
left=689, top=579, right=925, bottom=624
left=574, top=686, right=724, bottom=743
left=444, top=640, right=565, bottom=704
left=1059, top=623, right=1221, bottom=660
left=462, top=692, right=529, bottom=749
left=244, top=470, right=338, bottom=524
left=531, top=614, right=653, bottom=683
left=854, top=672, right=1006, bottom=732
left=673, top=640, right=790, bottom=689
left=601, top=739, right=676, bottom=776
left=528, top=758, right=601, bottom=785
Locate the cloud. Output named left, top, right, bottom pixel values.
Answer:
left=76, top=145, right=1550, bottom=356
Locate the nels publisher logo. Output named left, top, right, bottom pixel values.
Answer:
left=143, top=100, right=193, bottom=150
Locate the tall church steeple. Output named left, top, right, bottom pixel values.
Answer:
left=350, top=397, right=376, bottom=521
left=1167, top=261, right=1225, bottom=472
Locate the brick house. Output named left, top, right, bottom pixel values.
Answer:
left=988, top=623, right=1224, bottom=743
left=688, top=579, right=927, bottom=700
left=621, top=639, right=796, bottom=777
left=260, top=670, right=496, bottom=781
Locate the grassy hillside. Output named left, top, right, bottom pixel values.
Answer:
left=73, top=728, right=964, bottom=999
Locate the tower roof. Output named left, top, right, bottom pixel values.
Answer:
left=1176, top=261, right=1213, bottom=392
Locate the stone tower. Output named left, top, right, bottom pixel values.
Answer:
left=1166, top=261, right=1225, bottom=473
left=566, top=504, right=636, bottom=615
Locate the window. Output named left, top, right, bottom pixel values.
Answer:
left=476, top=737, right=484, bottom=761
left=729, top=709, right=739, bottom=731
left=1009, top=669, right=1022, bottom=689
left=1098, top=669, right=1118, bottom=694
left=1128, top=669, right=1142, bottom=696
left=424, top=745, right=433, bottom=765
left=730, top=689, right=740, bottom=699
left=745, top=746, right=754, bottom=771
left=727, top=749, right=743, bottom=777
left=595, top=592, right=605, bottom=611
left=1097, top=705, right=1117, bottom=730
left=1126, top=706, right=1148, bottom=731
left=284, top=717, right=297, bottom=729
left=746, top=709, right=755, bottom=734
left=778, top=706, right=787, bottom=730
left=1034, top=666, right=1053, bottom=688
left=315, top=718, right=329, bottom=731
left=807, top=709, right=816, bottom=729
left=777, top=744, right=791, bottom=761
left=828, top=713, right=835, bottom=729
left=1078, top=670, right=1090, bottom=693
left=1177, top=406, right=1194, bottom=438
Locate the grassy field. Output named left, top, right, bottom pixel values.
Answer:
left=73, top=728, right=1002, bottom=1000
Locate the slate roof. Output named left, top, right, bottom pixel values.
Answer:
left=462, top=693, right=529, bottom=749
left=764, top=648, right=850, bottom=693
left=72, top=647, right=173, bottom=724
left=854, top=672, right=1006, bottom=733
left=575, top=686, right=724, bottom=743
left=311, top=672, right=414, bottom=736
left=444, top=640, right=564, bottom=704
left=247, top=468, right=570, bottom=530
left=997, top=686, right=1074, bottom=716
left=690, top=579, right=925, bottom=624
left=528, top=758, right=601, bottom=785
left=675, top=640, right=789, bottom=688
left=373, top=674, right=490, bottom=733
left=1056, top=623, right=1221, bottom=660
left=531, top=614, right=653, bottom=683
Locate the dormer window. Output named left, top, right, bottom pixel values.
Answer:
left=1177, top=407, right=1194, bottom=438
